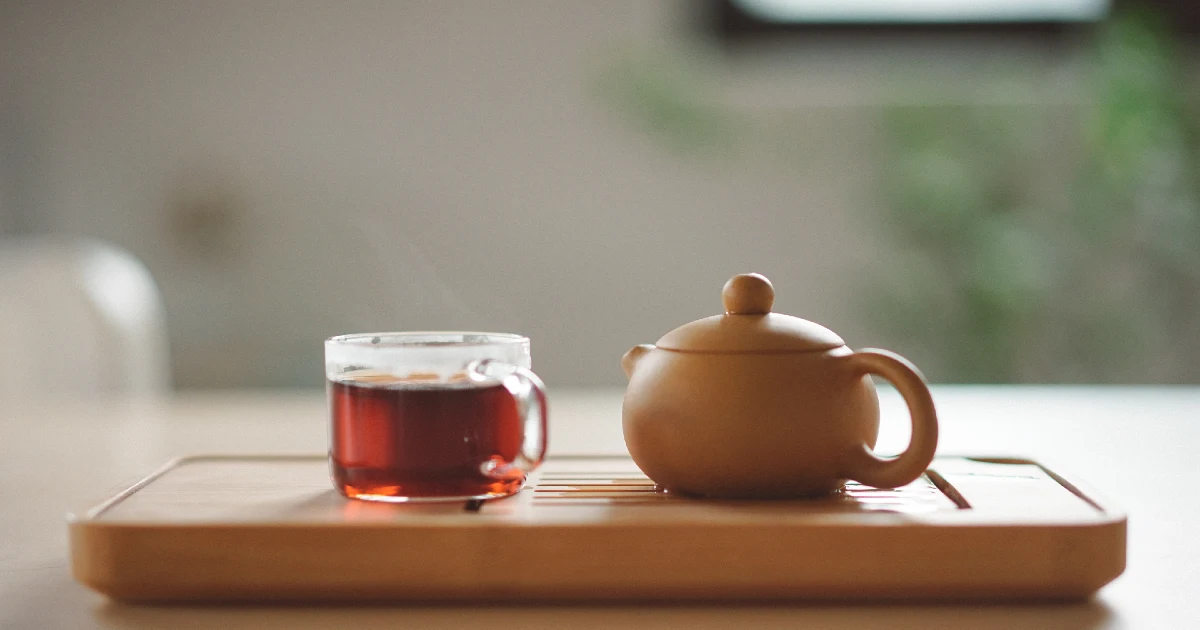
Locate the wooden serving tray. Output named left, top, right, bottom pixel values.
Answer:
left=69, top=455, right=1125, bottom=603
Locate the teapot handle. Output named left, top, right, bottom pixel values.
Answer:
left=842, top=349, right=939, bottom=489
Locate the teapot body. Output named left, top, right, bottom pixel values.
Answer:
left=621, top=345, right=880, bottom=498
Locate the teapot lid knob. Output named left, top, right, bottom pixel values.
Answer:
left=722, top=273, right=774, bottom=315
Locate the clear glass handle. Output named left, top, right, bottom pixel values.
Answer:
left=468, top=359, right=549, bottom=476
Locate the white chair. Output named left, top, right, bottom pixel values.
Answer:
left=0, top=236, right=170, bottom=397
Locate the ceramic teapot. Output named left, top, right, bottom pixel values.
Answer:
left=621, top=273, right=938, bottom=499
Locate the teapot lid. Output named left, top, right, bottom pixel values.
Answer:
left=655, top=274, right=845, bottom=353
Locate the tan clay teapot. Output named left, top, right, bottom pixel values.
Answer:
left=621, top=273, right=938, bottom=499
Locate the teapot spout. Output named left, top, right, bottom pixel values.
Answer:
left=622, top=345, right=655, bottom=380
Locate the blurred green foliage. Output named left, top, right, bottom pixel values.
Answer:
left=600, top=8, right=1200, bottom=383
left=875, top=9, right=1200, bottom=382
left=870, top=105, right=1050, bottom=382
left=596, top=49, right=737, bottom=155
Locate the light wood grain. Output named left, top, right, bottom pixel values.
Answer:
left=2, top=387, right=1197, bottom=628
left=69, top=454, right=1123, bottom=603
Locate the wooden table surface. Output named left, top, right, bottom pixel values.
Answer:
left=1, top=386, right=1197, bottom=629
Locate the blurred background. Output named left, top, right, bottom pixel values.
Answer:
left=1, top=0, right=1198, bottom=391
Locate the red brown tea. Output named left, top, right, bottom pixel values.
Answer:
left=329, top=374, right=525, bottom=501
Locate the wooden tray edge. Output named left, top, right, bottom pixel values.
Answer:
left=68, top=453, right=1127, bottom=603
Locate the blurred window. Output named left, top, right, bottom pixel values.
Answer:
left=734, top=0, right=1109, bottom=23
left=713, top=0, right=1200, bottom=37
